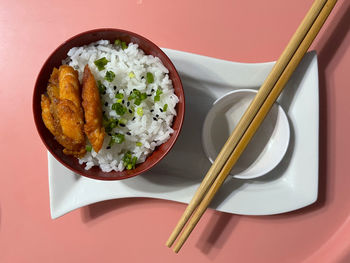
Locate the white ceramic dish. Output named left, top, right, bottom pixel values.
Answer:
left=48, top=48, right=319, bottom=219
left=202, top=89, right=290, bottom=179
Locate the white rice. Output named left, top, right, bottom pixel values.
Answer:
left=64, top=40, right=178, bottom=172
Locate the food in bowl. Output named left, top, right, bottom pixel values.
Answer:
left=41, top=65, right=87, bottom=158
left=81, top=65, right=106, bottom=153
left=40, top=39, right=179, bottom=172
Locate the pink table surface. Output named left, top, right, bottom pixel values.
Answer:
left=1, top=0, right=349, bottom=262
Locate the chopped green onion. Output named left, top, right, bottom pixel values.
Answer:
left=110, top=133, right=125, bottom=145
left=163, top=104, right=168, bottom=112
left=140, top=93, right=147, bottom=100
left=134, top=98, right=141, bottom=106
left=136, top=142, right=142, bottom=147
left=105, top=71, right=115, bottom=82
left=86, top=145, right=92, bottom=152
left=97, top=80, right=106, bottom=94
left=116, top=134, right=125, bottom=144
left=127, top=89, right=147, bottom=105
left=136, top=107, right=143, bottom=116
left=114, top=39, right=121, bottom=46
left=94, top=57, right=109, bottom=71
left=128, top=93, right=135, bottom=101
left=129, top=72, right=135, bottom=78
left=119, top=118, right=127, bottom=125
left=123, top=151, right=131, bottom=163
left=132, top=156, right=137, bottom=167
left=110, top=120, right=117, bottom=129
left=112, top=103, right=127, bottom=116
left=103, top=118, right=118, bottom=133
left=115, top=93, right=124, bottom=99
left=121, top=41, right=128, bottom=50
left=156, top=87, right=163, bottom=96
left=154, top=87, right=163, bottom=102
left=123, top=151, right=137, bottom=169
left=133, top=89, right=141, bottom=97
left=116, top=99, right=123, bottom=103
left=109, top=134, right=124, bottom=147
left=154, top=95, right=160, bottom=102
left=146, top=72, right=154, bottom=84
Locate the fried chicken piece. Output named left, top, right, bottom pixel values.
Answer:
left=41, top=94, right=56, bottom=135
left=47, top=67, right=59, bottom=100
left=41, top=68, right=60, bottom=137
left=51, top=99, right=86, bottom=157
left=82, top=65, right=105, bottom=152
left=58, top=65, right=82, bottom=111
left=41, top=65, right=86, bottom=158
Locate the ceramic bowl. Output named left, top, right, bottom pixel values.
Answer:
left=202, top=89, right=289, bottom=179
left=33, top=28, right=185, bottom=180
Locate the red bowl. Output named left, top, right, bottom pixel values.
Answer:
left=33, top=28, right=185, bottom=180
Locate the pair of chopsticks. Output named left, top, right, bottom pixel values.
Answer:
left=166, top=0, right=337, bottom=253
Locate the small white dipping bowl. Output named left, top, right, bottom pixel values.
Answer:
left=202, top=89, right=290, bottom=179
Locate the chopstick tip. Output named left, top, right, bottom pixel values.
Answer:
left=173, top=242, right=183, bottom=253
left=165, top=240, right=172, bottom=248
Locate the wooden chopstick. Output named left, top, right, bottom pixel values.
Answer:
left=166, top=0, right=329, bottom=249
left=167, top=0, right=337, bottom=253
left=172, top=0, right=338, bottom=252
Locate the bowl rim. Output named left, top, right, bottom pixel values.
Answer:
left=33, top=28, right=185, bottom=180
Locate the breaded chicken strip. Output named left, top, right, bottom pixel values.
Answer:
left=41, top=68, right=60, bottom=137
left=82, top=65, right=105, bottom=152
left=41, top=94, right=56, bottom=135
left=41, top=65, right=86, bottom=158
left=47, top=67, right=59, bottom=100
left=58, top=65, right=82, bottom=111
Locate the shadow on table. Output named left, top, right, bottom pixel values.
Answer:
left=310, top=2, right=350, bottom=213
left=271, top=1, right=350, bottom=218
left=196, top=211, right=241, bottom=260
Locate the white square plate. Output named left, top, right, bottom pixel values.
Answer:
left=49, top=48, right=318, bottom=219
